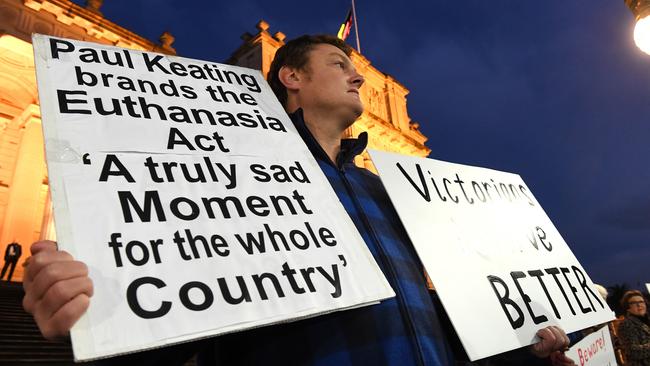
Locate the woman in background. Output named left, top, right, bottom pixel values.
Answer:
left=618, top=290, right=650, bottom=366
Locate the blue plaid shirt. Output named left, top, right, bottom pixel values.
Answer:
left=204, top=109, right=457, bottom=365
left=98, top=110, right=543, bottom=366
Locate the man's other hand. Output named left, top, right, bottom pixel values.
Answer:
left=530, top=325, right=571, bottom=358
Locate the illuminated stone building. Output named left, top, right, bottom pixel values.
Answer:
left=227, top=20, right=430, bottom=170
left=0, top=0, right=429, bottom=282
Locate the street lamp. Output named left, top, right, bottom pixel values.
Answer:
left=626, top=0, right=650, bottom=54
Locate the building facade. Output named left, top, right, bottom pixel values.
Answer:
left=227, top=20, right=430, bottom=170
left=0, top=0, right=429, bottom=282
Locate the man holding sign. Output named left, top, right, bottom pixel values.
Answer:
left=23, top=34, right=572, bottom=365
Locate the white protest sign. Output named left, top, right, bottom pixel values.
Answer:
left=646, top=283, right=650, bottom=295
left=368, top=150, right=614, bottom=361
left=565, top=326, right=617, bottom=366
left=33, top=34, right=394, bottom=361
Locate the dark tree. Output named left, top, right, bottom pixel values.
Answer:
left=607, top=283, right=630, bottom=316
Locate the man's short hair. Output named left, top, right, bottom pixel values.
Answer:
left=267, top=34, right=353, bottom=108
left=621, top=290, right=644, bottom=310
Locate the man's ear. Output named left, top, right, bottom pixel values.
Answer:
left=278, top=66, right=301, bottom=91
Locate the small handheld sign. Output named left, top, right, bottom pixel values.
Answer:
left=565, top=326, right=617, bottom=366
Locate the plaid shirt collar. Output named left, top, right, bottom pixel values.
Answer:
left=289, top=108, right=368, bottom=168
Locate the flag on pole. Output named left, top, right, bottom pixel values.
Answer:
left=337, top=9, right=353, bottom=41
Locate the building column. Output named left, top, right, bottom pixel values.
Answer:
left=39, top=189, right=56, bottom=241
left=0, top=104, right=45, bottom=282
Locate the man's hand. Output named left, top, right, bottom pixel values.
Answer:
left=530, top=326, right=571, bottom=358
left=22, top=240, right=93, bottom=340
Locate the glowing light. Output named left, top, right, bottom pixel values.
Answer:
left=634, top=15, right=650, bottom=55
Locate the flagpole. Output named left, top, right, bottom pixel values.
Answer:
left=351, top=0, right=361, bottom=53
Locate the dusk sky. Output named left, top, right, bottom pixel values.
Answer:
left=80, top=1, right=649, bottom=288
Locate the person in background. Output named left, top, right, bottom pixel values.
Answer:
left=618, top=290, right=650, bottom=366
left=1, top=241, right=22, bottom=281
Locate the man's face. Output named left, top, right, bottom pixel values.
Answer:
left=295, top=44, right=364, bottom=125
left=627, top=295, right=647, bottom=317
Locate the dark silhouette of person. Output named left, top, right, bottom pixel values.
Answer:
left=1, top=241, right=22, bottom=281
